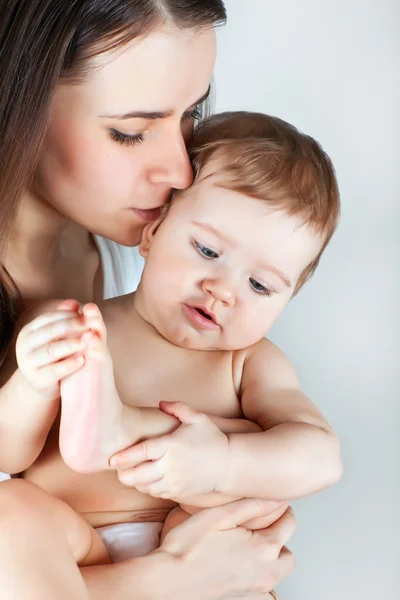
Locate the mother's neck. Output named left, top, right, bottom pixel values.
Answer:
left=8, top=190, right=93, bottom=268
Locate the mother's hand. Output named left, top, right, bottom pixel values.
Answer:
left=152, top=498, right=296, bottom=599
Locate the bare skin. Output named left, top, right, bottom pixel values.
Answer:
left=0, top=21, right=299, bottom=600
left=5, top=25, right=215, bottom=316
left=20, top=296, right=278, bottom=528
left=54, top=173, right=339, bottom=510
left=0, top=477, right=293, bottom=600
left=0, top=23, right=299, bottom=599
left=2, top=174, right=339, bottom=593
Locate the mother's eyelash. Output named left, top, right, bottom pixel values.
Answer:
left=182, top=105, right=202, bottom=123
left=109, top=129, right=144, bottom=147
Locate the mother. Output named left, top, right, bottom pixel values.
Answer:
left=0, top=1, right=295, bottom=598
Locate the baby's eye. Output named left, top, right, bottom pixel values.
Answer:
left=249, top=278, right=273, bottom=297
left=193, top=241, right=219, bottom=259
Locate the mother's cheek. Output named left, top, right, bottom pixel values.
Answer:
left=92, top=146, right=139, bottom=200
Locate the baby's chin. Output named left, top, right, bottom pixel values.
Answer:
left=157, top=325, right=235, bottom=352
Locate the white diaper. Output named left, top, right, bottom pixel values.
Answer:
left=96, top=522, right=163, bottom=563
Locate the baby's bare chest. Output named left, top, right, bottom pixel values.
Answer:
left=23, top=324, right=243, bottom=524
left=111, top=333, right=243, bottom=419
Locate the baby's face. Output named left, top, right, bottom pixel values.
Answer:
left=136, top=163, right=323, bottom=351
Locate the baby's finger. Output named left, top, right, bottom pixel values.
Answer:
left=21, top=315, right=88, bottom=351
left=110, top=437, right=169, bottom=469
left=136, top=480, right=170, bottom=499
left=116, top=459, right=165, bottom=487
left=23, top=310, right=83, bottom=333
left=56, top=300, right=81, bottom=312
left=29, top=336, right=87, bottom=368
left=36, top=354, right=85, bottom=387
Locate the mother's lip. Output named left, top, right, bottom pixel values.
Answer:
left=132, top=206, right=163, bottom=221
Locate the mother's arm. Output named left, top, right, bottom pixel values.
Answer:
left=81, top=498, right=296, bottom=599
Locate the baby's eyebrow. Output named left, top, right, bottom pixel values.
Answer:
left=260, top=264, right=292, bottom=288
left=192, top=221, right=292, bottom=288
left=192, top=221, right=234, bottom=246
left=100, top=86, right=211, bottom=121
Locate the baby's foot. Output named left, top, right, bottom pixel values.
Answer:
left=59, top=304, right=131, bottom=473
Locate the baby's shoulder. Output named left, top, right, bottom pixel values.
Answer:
left=237, top=337, right=287, bottom=366
left=234, top=337, right=296, bottom=387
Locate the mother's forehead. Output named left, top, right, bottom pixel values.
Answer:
left=80, top=26, right=216, bottom=110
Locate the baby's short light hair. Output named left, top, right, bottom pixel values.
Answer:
left=186, top=111, right=341, bottom=294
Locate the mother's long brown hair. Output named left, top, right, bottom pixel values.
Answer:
left=0, top=0, right=226, bottom=354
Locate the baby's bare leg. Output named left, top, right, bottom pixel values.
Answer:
left=0, top=478, right=109, bottom=600
left=59, top=303, right=134, bottom=473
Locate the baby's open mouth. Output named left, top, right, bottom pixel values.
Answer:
left=184, top=305, right=220, bottom=330
left=195, top=308, right=214, bottom=321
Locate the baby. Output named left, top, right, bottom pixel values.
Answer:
left=0, top=111, right=342, bottom=566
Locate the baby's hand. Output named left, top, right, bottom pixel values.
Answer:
left=110, top=402, right=230, bottom=500
left=16, top=300, right=90, bottom=400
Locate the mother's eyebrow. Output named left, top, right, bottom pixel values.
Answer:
left=100, top=86, right=211, bottom=121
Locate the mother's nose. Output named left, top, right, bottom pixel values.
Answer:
left=148, top=129, right=193, bottom=190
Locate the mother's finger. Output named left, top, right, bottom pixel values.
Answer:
left=242, top=501, right=289, bottom=530
left=161, top=498, right=286, bottom=556
left=256, top=506, right=297, bottom=551
left=274, top=545, right=296, bottom=586
left=212, top=499, right=287, bottom=531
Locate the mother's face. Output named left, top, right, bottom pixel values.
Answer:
left=34, top=25, right=216, bottom=246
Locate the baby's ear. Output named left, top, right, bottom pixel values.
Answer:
left=139, top=217, right=163, bottom=258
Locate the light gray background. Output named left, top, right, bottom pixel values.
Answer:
left=214, top=1, right=399, bottom=599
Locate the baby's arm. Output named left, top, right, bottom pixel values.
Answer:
left=111, top=339, right=341, bottom=503
left=54, top=301, right=261, bottom=475
left=0, top=300, right=88, bottom=473
left=0, top=362, right=60, bottom=474
left=111, top=339, right=342, bottom=504
left=126, top=408, right=262, bottom=440
left=215, top=338, right=343, bottom=500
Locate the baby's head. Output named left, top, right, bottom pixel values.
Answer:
left=135, top=111, right=340, bottom=351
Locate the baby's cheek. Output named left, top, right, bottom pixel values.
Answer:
left=235, top=311, right=276, bottom=347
